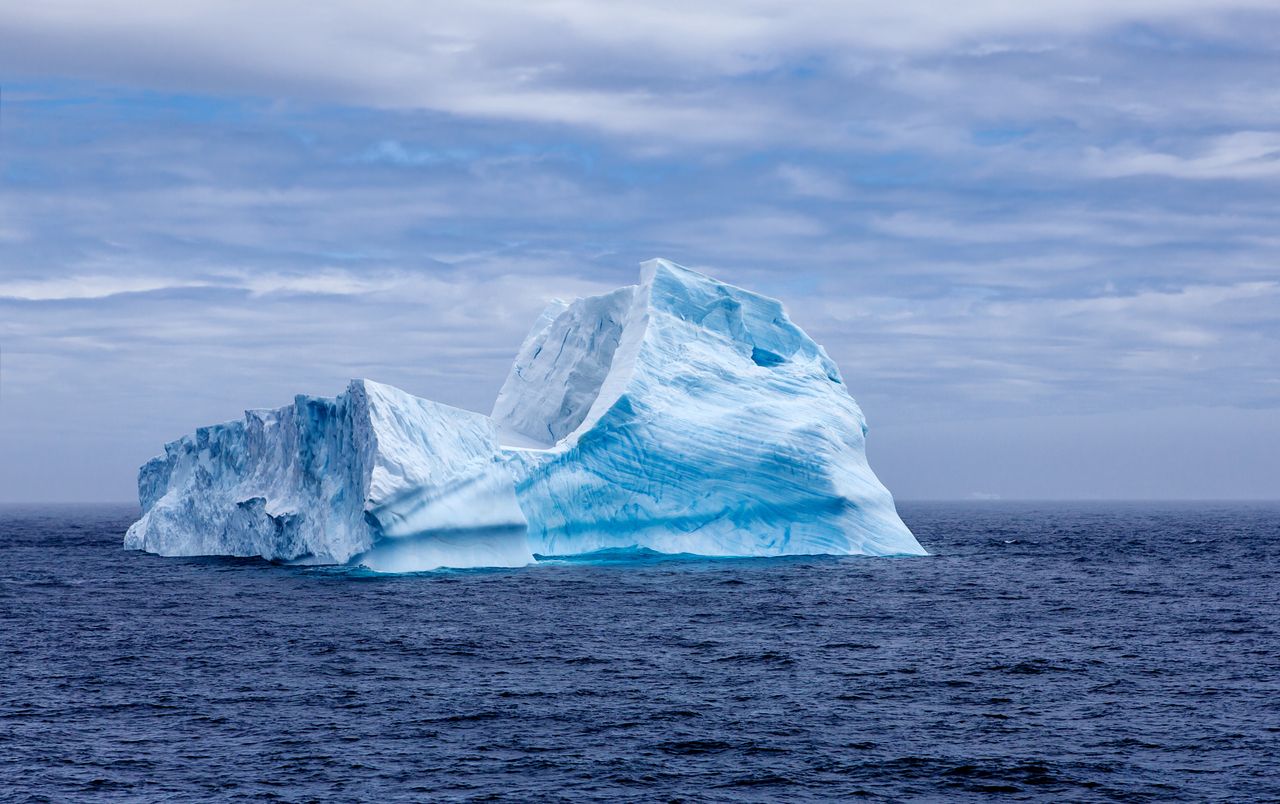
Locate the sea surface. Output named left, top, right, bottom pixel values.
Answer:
left=2, top=502, right=1277, bottom=802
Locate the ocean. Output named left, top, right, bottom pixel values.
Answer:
left=2, top=501, right=1277, bottom=802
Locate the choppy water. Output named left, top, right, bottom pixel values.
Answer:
left=2, top=502, right=1278, bottom=802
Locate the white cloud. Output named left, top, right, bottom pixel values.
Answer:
left=1085, top=131, right=1280, bottom=180
left=0, top=275, right=212, bottom=300
left=870, top=212, right=1100, bottom=244
left=0, top=269, right=617, bottom=305
left=776, top=165, right=848, bottom=199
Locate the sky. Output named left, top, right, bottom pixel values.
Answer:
left=2, top=1, right=1279, bottom=502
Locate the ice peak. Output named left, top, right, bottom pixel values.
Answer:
left=637, top=257, right=738, bottom=308
left=639, top=256, right=700, bottom=284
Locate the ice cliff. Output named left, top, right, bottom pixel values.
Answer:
left=124, top=380, right=531, bottom=571
left=127, top=259, right=925, bottom=570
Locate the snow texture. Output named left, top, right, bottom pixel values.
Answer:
left=127, top=259, right=924, bottom=570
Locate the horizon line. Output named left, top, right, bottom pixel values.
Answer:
left=4, top=498, right=1279, bottom=507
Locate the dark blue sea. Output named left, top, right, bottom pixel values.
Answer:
left=2, top=502, right=1278, bottom=802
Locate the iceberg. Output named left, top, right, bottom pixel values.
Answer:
left=127, top=259, right=925, bottom=570
left=124, top=379, right=532, bottom=569
left=495, top=259, right=923, bottom=558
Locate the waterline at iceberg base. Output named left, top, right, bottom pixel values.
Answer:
left=125, top=259, right=927, bottom=570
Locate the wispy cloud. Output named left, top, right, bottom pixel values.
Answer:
left=775, top=165, right=849, bottom=200
left=0, top=276, right=212, bottom=301
left=1085, top=131, right=1280, bottom=180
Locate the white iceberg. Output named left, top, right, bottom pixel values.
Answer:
left=125, top=379, right=532, bottom=570
left=127, top=259, right=925, bottom=570
left=496, top=259, right=923, bottom=558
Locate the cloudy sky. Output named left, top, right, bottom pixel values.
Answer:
left=2, top=1, right=1278, bottom=502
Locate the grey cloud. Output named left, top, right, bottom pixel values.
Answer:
left=4, top=1, right=1280, bottom=145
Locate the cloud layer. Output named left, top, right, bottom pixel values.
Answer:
left=1, top=2, right=1278, bottom=500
